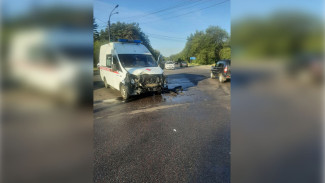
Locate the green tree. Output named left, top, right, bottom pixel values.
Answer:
left=93, top=18, right=99, bottom=41
left=170, top=26, right=230, bottom=65
left=220, top=47, right=231, bottom=60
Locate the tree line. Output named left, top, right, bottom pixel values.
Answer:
left=169, top=26, right=231, bottom=65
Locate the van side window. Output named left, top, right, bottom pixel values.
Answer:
left=106, top=54, right=112, bottom=67
left=113, top=55, right=121, bottom=71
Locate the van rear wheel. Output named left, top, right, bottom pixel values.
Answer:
left=219, top=74, right=226, bottom=83
left=120, top=84, right=129, bottom=100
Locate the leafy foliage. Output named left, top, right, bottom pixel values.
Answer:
left=93, top=18, right=99, bottom=41
left=170, top=26, right=230, bottom=65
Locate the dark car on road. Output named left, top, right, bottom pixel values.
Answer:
left=211, top=60, right=231, bottom=83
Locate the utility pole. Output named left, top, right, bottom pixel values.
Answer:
left=108, top=4, right=119, bottom=42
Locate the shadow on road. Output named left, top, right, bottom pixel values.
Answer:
left=167, top=73, right=207, bottom=90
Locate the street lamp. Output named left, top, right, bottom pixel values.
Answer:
left=108, top=4, right=119, bottom=42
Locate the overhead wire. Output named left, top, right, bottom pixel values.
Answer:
left=122, top=0, right=213, bottom=23
left=94, top=0, right=229, bottom=42
left=139, top=0, right=229, bottom=24
left=95, top=0, right=228, bottom=28
left=118, top=0, right=201, bottom=21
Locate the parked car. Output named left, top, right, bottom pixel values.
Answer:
left=211, top=60, right=231, bottom=83
left=99, top=39, right=167, bottom=100
left=165, top=61, right=175, bottom=70
left=180, top=61, right=188, bottom=67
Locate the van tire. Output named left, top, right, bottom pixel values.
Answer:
left=104, top=78, right=109, bottom=88
left=210, top=72, right=215, bottom=79
left=120, top=84, right=129, bottom=100
left=219, top=74, right=226, bottom=83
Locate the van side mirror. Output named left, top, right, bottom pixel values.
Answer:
left=112, top=64, right=117, bottom=71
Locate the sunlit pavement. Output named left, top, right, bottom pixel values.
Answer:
left=93, top=65, right=230, bottom=182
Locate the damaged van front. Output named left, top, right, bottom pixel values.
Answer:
left=120, top=54, right=167, bottom=97
left=99, top=39, right=167, bottom=100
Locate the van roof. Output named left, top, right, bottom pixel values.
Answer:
left=103, top=42, right=152, bottom=55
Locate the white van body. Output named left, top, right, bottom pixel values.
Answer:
left=99, top=40, right=166, bottom=99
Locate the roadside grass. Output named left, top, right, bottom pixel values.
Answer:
left=94, top=67, right=98, bottom=71
left=188, top=62, right=201, bottom=66
left=188, top=62, right=215, bottom=66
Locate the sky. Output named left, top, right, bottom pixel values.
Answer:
left=94, top=0, right=231, bottom=57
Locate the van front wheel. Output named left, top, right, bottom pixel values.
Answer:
left=210, top=72, right=215, bottom=79
left=120, top=84, right=130, bottom=100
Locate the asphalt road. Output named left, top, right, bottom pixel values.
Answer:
left=93, top=65, right=231, bottom=182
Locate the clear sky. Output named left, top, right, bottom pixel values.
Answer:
left=94, top=0, right=231, bottom=56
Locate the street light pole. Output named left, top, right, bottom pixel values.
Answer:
left=108, top=4, right=119, bottom=43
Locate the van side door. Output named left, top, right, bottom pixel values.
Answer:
left=101, top=54, right=114, bottom=87
left=111, top=54, right=123, bottom=90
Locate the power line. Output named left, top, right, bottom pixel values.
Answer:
left=139, top=0, right=229, bottom=24
left=95, top=0, right=221, bottom=29
left=119, top=0, right=203, bottom=21
left=148, top=36, right=186, bottom=42
left=94, top=0, right=229, bottom=33
left=146, top=32, right=187, bottom=40
left=143, top=0, right=213, bottom=19
left=95, top=17, right=107, bottom=24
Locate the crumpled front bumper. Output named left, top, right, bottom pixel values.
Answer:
left=126, top=74, right=167, bottom=95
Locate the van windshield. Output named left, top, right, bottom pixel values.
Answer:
left=118, top=54, right=158, bottom=68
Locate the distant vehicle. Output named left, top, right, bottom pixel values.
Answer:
left=180, top=61, right=188, bottom=67
left=99, top=39, right=167, bottom=100
left=211, top=60, right=231, bottom=83
left=165, top=61, right=175, bottom=70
